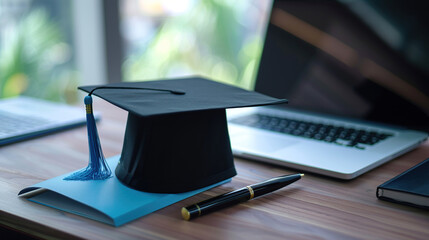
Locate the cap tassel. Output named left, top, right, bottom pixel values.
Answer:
left=64, top=95, right=112, bottom=181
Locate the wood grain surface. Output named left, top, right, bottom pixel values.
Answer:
left=1, top=98, right=428, bottom=240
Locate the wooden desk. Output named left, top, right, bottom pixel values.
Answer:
left=1, top=99, right=428, bottom=240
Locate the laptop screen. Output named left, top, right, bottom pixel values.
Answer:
left=254, top=0, right=429, bottom=131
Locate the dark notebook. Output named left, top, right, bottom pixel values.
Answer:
left=377, top=158, right=429, bottom=209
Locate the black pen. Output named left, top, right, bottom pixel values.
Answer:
left=181, top=173, right=303, bottom=220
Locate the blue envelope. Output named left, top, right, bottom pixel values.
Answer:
left=19, top=155, right=229, bottom=226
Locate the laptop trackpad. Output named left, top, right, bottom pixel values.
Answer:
left=231, top=133, right=298, bottom=153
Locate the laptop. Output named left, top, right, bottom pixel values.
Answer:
left=227, top=0, right=429, bottom=179
left=0, top=96, right=91, bottom=145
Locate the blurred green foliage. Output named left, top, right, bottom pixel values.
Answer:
left=1, top=0, right=266, bottom=104
left=0, top=8, right=78, bottom=103
left=123, top=0, right=266, bottom=90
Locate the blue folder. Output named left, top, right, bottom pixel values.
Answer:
left=19, top=155, right=229, bottom=226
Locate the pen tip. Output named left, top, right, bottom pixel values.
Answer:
left=300, top=173, right=304, bottom=177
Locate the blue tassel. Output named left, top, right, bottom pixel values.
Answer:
left=64, top=95, right=112, bottom=181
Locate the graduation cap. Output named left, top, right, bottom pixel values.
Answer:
left=65, top=76, right=287, bottom=193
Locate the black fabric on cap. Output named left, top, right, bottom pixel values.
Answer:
left=78, top=76, right=287, bottom=193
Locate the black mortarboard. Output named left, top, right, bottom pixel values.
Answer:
left=78, top=76, right=287, bottom=193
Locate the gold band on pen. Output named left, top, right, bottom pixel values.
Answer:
left=195, top=204, right=202, bottom=216
left=246, top=186, right=255, bottom=200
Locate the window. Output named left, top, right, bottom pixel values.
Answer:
left=120, top=0, right=272, bottom=89
left=0, top=0, right=272, bottom=103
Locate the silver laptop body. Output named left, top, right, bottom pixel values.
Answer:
left=0, top=96, right=89, bottom=145
left=228, top=107, right=427, bottom=179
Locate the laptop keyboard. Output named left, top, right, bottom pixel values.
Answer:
left=0, top=110, right=51, bottom=137
left=229, top=114, right=393, bottom=150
